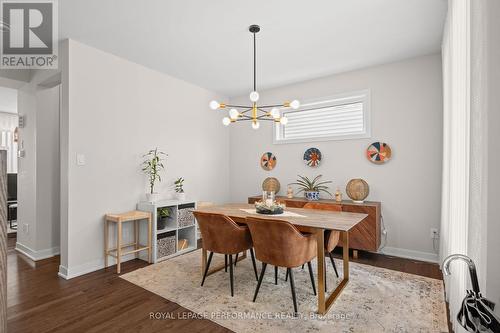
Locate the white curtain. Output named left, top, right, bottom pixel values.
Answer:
left=440, top=0, right=471, bottom=332
left=0, top=113, right=18, bottom=173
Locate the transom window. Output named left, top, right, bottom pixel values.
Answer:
left=274, top=90, right=371, bottom=144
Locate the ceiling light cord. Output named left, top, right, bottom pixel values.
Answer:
left=253, top=31, right=256, bottom=92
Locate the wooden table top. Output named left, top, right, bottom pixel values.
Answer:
left=193, top=203, right=368, bottom=231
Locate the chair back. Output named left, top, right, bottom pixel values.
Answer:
left=303, top=202, right=341, bottom=252
left=246, top=217, right=316, bottom=268
left=193, top=211, right=252, bottom=254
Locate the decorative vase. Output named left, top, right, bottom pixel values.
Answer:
left=305, top=191, right=320, bottom=201
left=146, top=192, right=159, bottom=203
left=176, top=192, right=186, bottom=201
left=335, top=188, right=343, bottom=202
left=346, top=179, right=369, bottom=203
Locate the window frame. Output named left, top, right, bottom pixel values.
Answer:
left=273, top=89, right=371, bottom=144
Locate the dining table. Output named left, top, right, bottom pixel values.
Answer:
left=193, top=203, right=368, bottom=315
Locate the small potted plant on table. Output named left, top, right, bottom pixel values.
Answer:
left=290, top=175, right=333, bottom=201
left=142, top=148, right=167, bottom=202
left=174, top=177, right=186, bottom=200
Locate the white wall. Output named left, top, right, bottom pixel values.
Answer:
left=0, top=87, right=17, bottom=113
left=16, top=88, right=37, bottom=251
left=229, top=54, right=443, bottom=261
left=35, top=86, right=60, bottom=253
left=15, top=72, right=61, bottom=261
left=59, top=39, right=229, bottom=278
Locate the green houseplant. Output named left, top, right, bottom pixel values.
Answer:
left=174, top=177, right=185, bottom=200
left=290, top=175, right=333, bottom=201
left=157, top=207, right=171, bottom=230
left=142, top=148, right=167, bottom=202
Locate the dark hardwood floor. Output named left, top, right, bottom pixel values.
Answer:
left=7, top=236, right=230, bottom=333
left=7, top=236, right=444, bottom=333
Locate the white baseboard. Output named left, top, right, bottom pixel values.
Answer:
left=15, top=242, right=60, bottom=261
left=57, top=254, right=136, bottom=280
left=379, top=246, right=439, bottom=263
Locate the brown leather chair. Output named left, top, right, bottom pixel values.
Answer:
left=193, top=212, right=258, bottom=296
left=246, top=217, right=317, bottom=314
left=302, top=202, right=340, bottom=291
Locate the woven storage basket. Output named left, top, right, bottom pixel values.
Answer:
left=178, top=208, right=195, bottom=228
left=157, top=234, right=176, bottom=259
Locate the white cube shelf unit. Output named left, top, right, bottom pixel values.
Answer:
left=137, top=199, right=197, bottom=263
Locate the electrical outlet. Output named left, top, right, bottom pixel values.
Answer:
left=430, top=228, right=439, bottom=239
left=23, top=224, right=29, bottom=234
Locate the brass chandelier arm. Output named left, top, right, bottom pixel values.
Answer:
left=238, top=114, right=253, bottom=120
left=239, top=108, right=253, bottom=114
left=257, top=104, right=286, bottom=108
left=224, top=104, right=253, bottom=108
left=256, top=117, right=278, bottom=121
left=257, top=107, right=273, bottom=114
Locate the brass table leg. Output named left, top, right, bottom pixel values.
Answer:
left=317, top=230, right=350, bottom=314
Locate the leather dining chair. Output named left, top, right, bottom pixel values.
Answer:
left=302, top=202, right=341, bottom=291
left=246, top=217, right=317, bottom=314
left=193, top=211, right=258, bottom=297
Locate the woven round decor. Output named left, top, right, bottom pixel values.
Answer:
left=366, top=142, right=392, bottom=164
left=346, top=178, right=369, bottom=203
left=262, top=177, right=281, bottom=194
left=260, top=152, right=277, bottom=171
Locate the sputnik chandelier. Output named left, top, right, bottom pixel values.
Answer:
left=209, top=25, right=300, bottom=129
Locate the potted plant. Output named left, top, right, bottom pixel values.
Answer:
left=174, top=177, right=186, bottom=200
left=290, top=175, right=333, bottom=201
left=142, top=148, right=167, bottom=202
left=157, top=207, right=171, bottom=230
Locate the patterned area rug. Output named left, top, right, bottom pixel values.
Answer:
left=121, top=250, right=448, bottom=333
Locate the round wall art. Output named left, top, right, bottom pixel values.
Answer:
left=366, top=142, right=392, bottom=164
left=260, top=152, right=277, bottom=171
left=303, top=147, right=322, bottom=167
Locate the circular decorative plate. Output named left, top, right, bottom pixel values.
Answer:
left=346, top=178, right=369, bottom=203
left=303, top=148, right=322, bottom=167
left=262, top=177, right=281, bottom=194
left=260, top=152, right=277, bottom=171
left=366, top=142, right=392, bottom=164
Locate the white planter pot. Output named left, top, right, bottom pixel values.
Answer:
left=175, top=192, right=186, bottom=201
left=146, top=192, right=160, bottom=203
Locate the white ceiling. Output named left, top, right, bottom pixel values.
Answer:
left=59, top=0, right=447, bottom=97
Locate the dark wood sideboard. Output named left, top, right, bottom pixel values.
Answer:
left=248, top=195, right=381, bottom=253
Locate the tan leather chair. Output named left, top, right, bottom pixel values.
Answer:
left=246, top=217, right=317, bottom=314
left=303, top=202, right=341, bottom=291
left=193, top=212, right=258, bottom=296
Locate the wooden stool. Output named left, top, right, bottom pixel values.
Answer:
left=104, top=211, right=152, bottom=274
